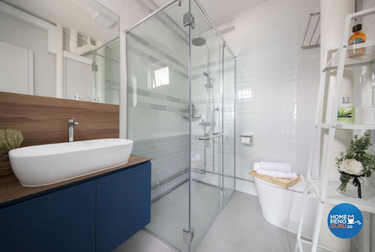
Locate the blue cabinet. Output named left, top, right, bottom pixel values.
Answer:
left=0, top=181, right=96, bottom=252
left=0, top=161, right=151, bottom=252
left=97, top=162, right=151, bottom=252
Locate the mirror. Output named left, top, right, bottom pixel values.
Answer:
left=0, top=0, right=120, bottom=104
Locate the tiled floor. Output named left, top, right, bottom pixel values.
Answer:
left=146, top=181, right=222, bottom=251
left=196, top=191, right=296, bottom=252
left=114, top=229, right=176, bottom=252
left=116, top=190, right=296, bottom=252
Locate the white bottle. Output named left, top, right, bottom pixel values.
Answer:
left=337, top=96, right=354, bottom=124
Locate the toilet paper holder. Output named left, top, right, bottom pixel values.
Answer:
left=239, top=134, right=252, bottom=138
left=240, top=133, right=253, bottom=145
left=240, top=131, right=253, bottom=146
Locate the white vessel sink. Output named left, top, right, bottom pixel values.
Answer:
left=9, top=139, right=133, bottom=187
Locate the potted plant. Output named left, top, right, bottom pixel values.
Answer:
left=335, top=132, right=375, bottom=198
left=0, top=129, right=23, bottom=177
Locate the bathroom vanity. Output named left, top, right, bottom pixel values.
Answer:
left=0, top=154, right=151, bottom=252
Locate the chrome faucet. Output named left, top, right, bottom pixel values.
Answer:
left=68, top=118, right=79, bottom=142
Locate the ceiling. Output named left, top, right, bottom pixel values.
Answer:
left=153, top=0, right=270, bottom=24
left=1, top=0, right=119, bottom=43
left=0, top=0, right=270, bottom=42
left=197, top=0, right=270, bottom=24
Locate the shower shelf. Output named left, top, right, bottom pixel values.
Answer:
left=322, top=40, right=375, bottom=72
left=308, top=177, right=375, bottom=214
left=181, top=113, right=201, bottom=119
left=315, top=123, right=375, bottom=130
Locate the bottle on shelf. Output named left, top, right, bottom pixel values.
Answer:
left=348, top=24, right=366, bottom=58
left=337, top=96, right=354, bottom=124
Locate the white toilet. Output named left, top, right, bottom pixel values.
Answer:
left=254, top=176, right=319, bottom=239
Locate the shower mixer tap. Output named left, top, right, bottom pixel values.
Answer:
left=199, top=120, right=211, bottom=126
left=211, top=107, right=219, bottom=131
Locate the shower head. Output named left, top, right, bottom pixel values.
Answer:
left=192, top=36, right=206, bottom=46
left=203, top=72, right=209, bottom=77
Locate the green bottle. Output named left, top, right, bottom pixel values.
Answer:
left=337, top=96, right=354, bottom=124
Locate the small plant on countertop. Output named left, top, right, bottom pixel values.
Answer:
left=0, top=129, right=23, bottom=157
left=335, top=132, right=375, bottom=198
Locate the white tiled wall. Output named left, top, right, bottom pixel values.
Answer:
left=219, top=0, right=321, bottom=193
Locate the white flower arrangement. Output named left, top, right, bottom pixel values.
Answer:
left=335, top=133, right=375, bottom=198
left=339, top=159, right=364, bottom=176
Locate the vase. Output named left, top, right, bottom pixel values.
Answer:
left=336, top=176, right=366, bottom=199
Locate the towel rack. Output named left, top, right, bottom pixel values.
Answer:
left=301, top=12, right=320, bottom=49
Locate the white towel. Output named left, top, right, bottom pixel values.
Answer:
left=256, top=169, right=298, bottom=179
left=253, top=162, right=261, bottom=171
left=260, top=161, right=292, bottom=173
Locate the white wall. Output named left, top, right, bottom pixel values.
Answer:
left=65, top=58, right=92, bottom=101
left=0, top=10, right=56, bottom=97
left=217, top=0, right=321, bottom=194
left=0, top=2, right=114, bottom=102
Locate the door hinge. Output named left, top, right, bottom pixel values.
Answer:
left=92, top=63, right=98, bottom=71
left=183, top=12, right=195, bottom=29
left=183, top=226, right=195, bottom=244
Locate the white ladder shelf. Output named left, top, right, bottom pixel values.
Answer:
left=295, top=7, right=375, bottom=252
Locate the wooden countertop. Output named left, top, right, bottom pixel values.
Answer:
left=0, top=154, right=151, bottom=207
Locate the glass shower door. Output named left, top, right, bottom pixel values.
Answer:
left=127, top=1, right=190, bottom=251
left=223, top=47, right=236, bottom=206
left=189, top=1, right=223, bottom=251
left=126, top=0, right=236, bottom=251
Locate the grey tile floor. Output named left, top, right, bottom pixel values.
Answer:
left=116, top=191, right=297, bottom=252
left=146, top=181, right=222, bottom=251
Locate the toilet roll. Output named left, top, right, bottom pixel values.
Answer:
left=241, top=136, right=252, bottom=145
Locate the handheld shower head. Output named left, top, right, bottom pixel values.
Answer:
left=203, top=72, right=209, bottom=77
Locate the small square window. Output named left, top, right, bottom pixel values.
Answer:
left=148, top=62, right=170, bottom=89
left=153, top=67, right=169, bottom=87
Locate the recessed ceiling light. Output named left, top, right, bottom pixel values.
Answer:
left=93, top=12, right=116, bottom=28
